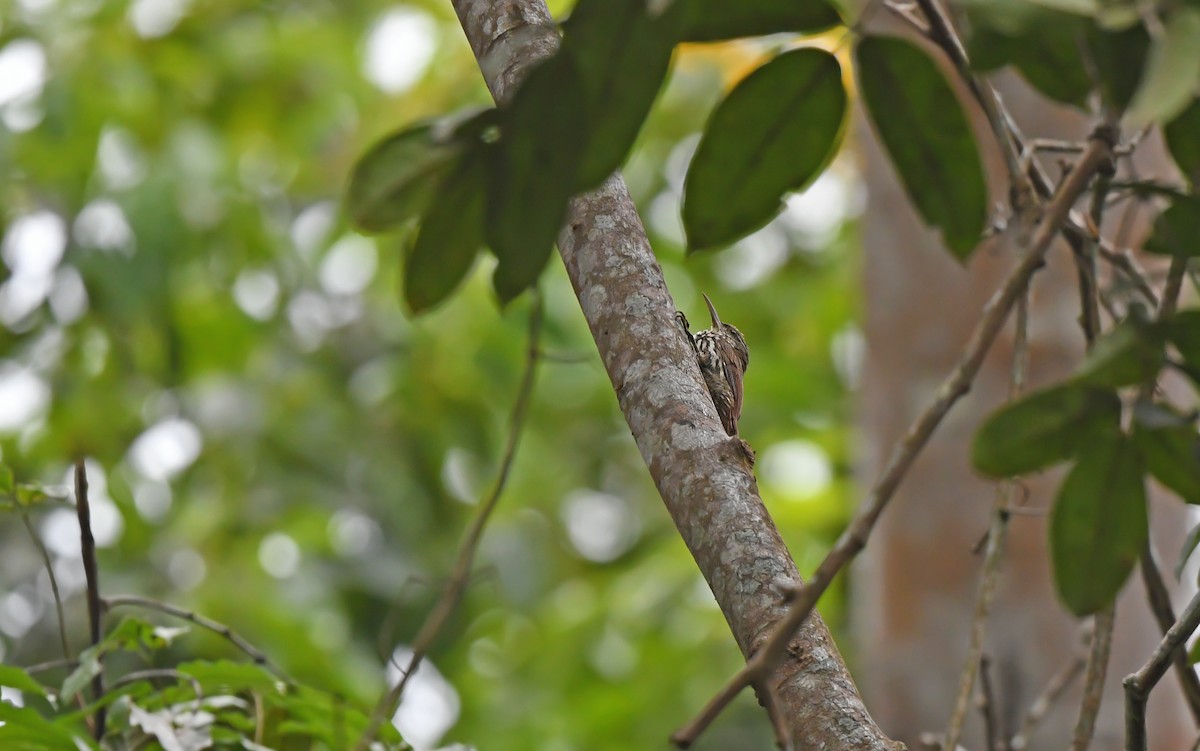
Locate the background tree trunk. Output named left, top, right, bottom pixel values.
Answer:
left=853, top=21, right=1192, bottom=749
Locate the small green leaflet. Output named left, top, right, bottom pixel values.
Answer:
left=404, top=143, right=489, bottom=314
left=682, top=0, right=842, bottom=42
left=972, top=383, right=1121, bottom=477
left=60, top=653, right=102, bottom=702
left=487, top=53, right=590, bottom=304
left=683, top=48, right=846, bottom=252
left=1050, top=432, right=1148, bottom=616
left=856, top=36, right=987, bottom=260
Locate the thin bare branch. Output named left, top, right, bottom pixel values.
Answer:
left=1139, top=541, right=1200, bottom=723
left=977, top=654, right=1005, bottom=751
left=1125, top=590, right=1200, bottom=750
left=354, top=294, right=544, bottom=751
left=103, top=595, right=287, bottom=680
left=17, top=508, right=70, bottom=660
left=1010, top=653, right=1086, bottom=750
left=1070, top=605, right=1114, bottom=751
left=74, top=460, right=105, bottom=740
left=943, top=292, right=1030, bottom=751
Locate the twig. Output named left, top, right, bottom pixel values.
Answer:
left=1070, top=605, right=1114, bottom=751
left=1119, top=253, right=1198, bottom=744
left=354, top=293, right=544, bottom=751
left=74, top=459, right=105, bottom=740
left=1157, top=256, right=1188, bottom=322
left=1095, top=241, right=1158, bottom=307
left=1125, top=590, right=1200, bottom=751
left=672, top=128, right=1118, bottom=749
left=17, top=508, right=70, bottom=660
left=1139, top=541, right=1200, bottom=723
left=755, top=678, right=793, bottom=751
left=103, top=595, right=288, bottom=681
left=943, top=292, right=1029, bottom=751
left=24, top=658, right=80, bottom=675
left=1010, top=654, right=1086, bottom=750
left=977, top=654, right=1004, bottom=751
left=109, top=668, right=203, bottom=701
left=883, top=0, right=931, bottom=34
left=1025, top=139, right=1135, bottom=157
left=1074, top=172, right=1108, bottom=345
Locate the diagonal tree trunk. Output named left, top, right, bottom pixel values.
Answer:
left=449, top=1, right=901, bottom=748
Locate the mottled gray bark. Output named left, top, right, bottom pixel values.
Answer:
left=449, top=1, right=899, bottom=748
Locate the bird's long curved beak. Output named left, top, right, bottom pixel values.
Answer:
left=702, top=293, right=722, bottom=328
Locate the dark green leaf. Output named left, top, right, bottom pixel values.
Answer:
left=856, top=36, right=987, bottom=259
left=683, top=48, right=846, bottom=251
left=1109, top=179, right=1193, bottom=202
left=1165, top=311, right=1200, bottom=381
left=1164, top=98, right=1200, bottom=185
left=1072, top=316, right=1165, bottom=387
left=1176, top=522, right=1200, bottom=581
left=487, top=54, right=589, bottom=303
left=563, top=0, right=689, bottom=188
left=1127, top=7, right=1200, bottom=126
left=965, top=2, right=1092, bottom=108
left=1088, top=23, right=1151, bottom=113
left=682, top=0, right=842, bottom=41
left=1145, top=197, right=1200, bottom=258
left=0, top=702, right=97, bottom=750
left=345, top=124, right=461, bottom=235
left=0, top=464, right=12, bottom=495
left=0, top=665, right=47, bottom=697
left=15, top=483, right=54, bottom=508
left=1050, top=432, right=1148, bottom=616
left=1134, top=418, right=1200, bottom=504
left=404, top=143, right=488, bottom=314
left=276, top=685, right=404, bottom=745
left=972, top=383, right=1121, bottom=477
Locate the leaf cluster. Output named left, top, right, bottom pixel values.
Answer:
left=973, top=313, right=1200, bottom=615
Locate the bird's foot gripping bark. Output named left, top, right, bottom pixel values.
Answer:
left=736, top=436, right=756, bottom=467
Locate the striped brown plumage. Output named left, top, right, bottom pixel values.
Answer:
left=677, top=294, right=749, bottom=436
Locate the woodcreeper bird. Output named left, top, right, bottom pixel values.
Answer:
left=676, top=294, right=750, bottom=437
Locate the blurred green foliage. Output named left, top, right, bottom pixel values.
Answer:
left=0, top=1, right=859, bottom=748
